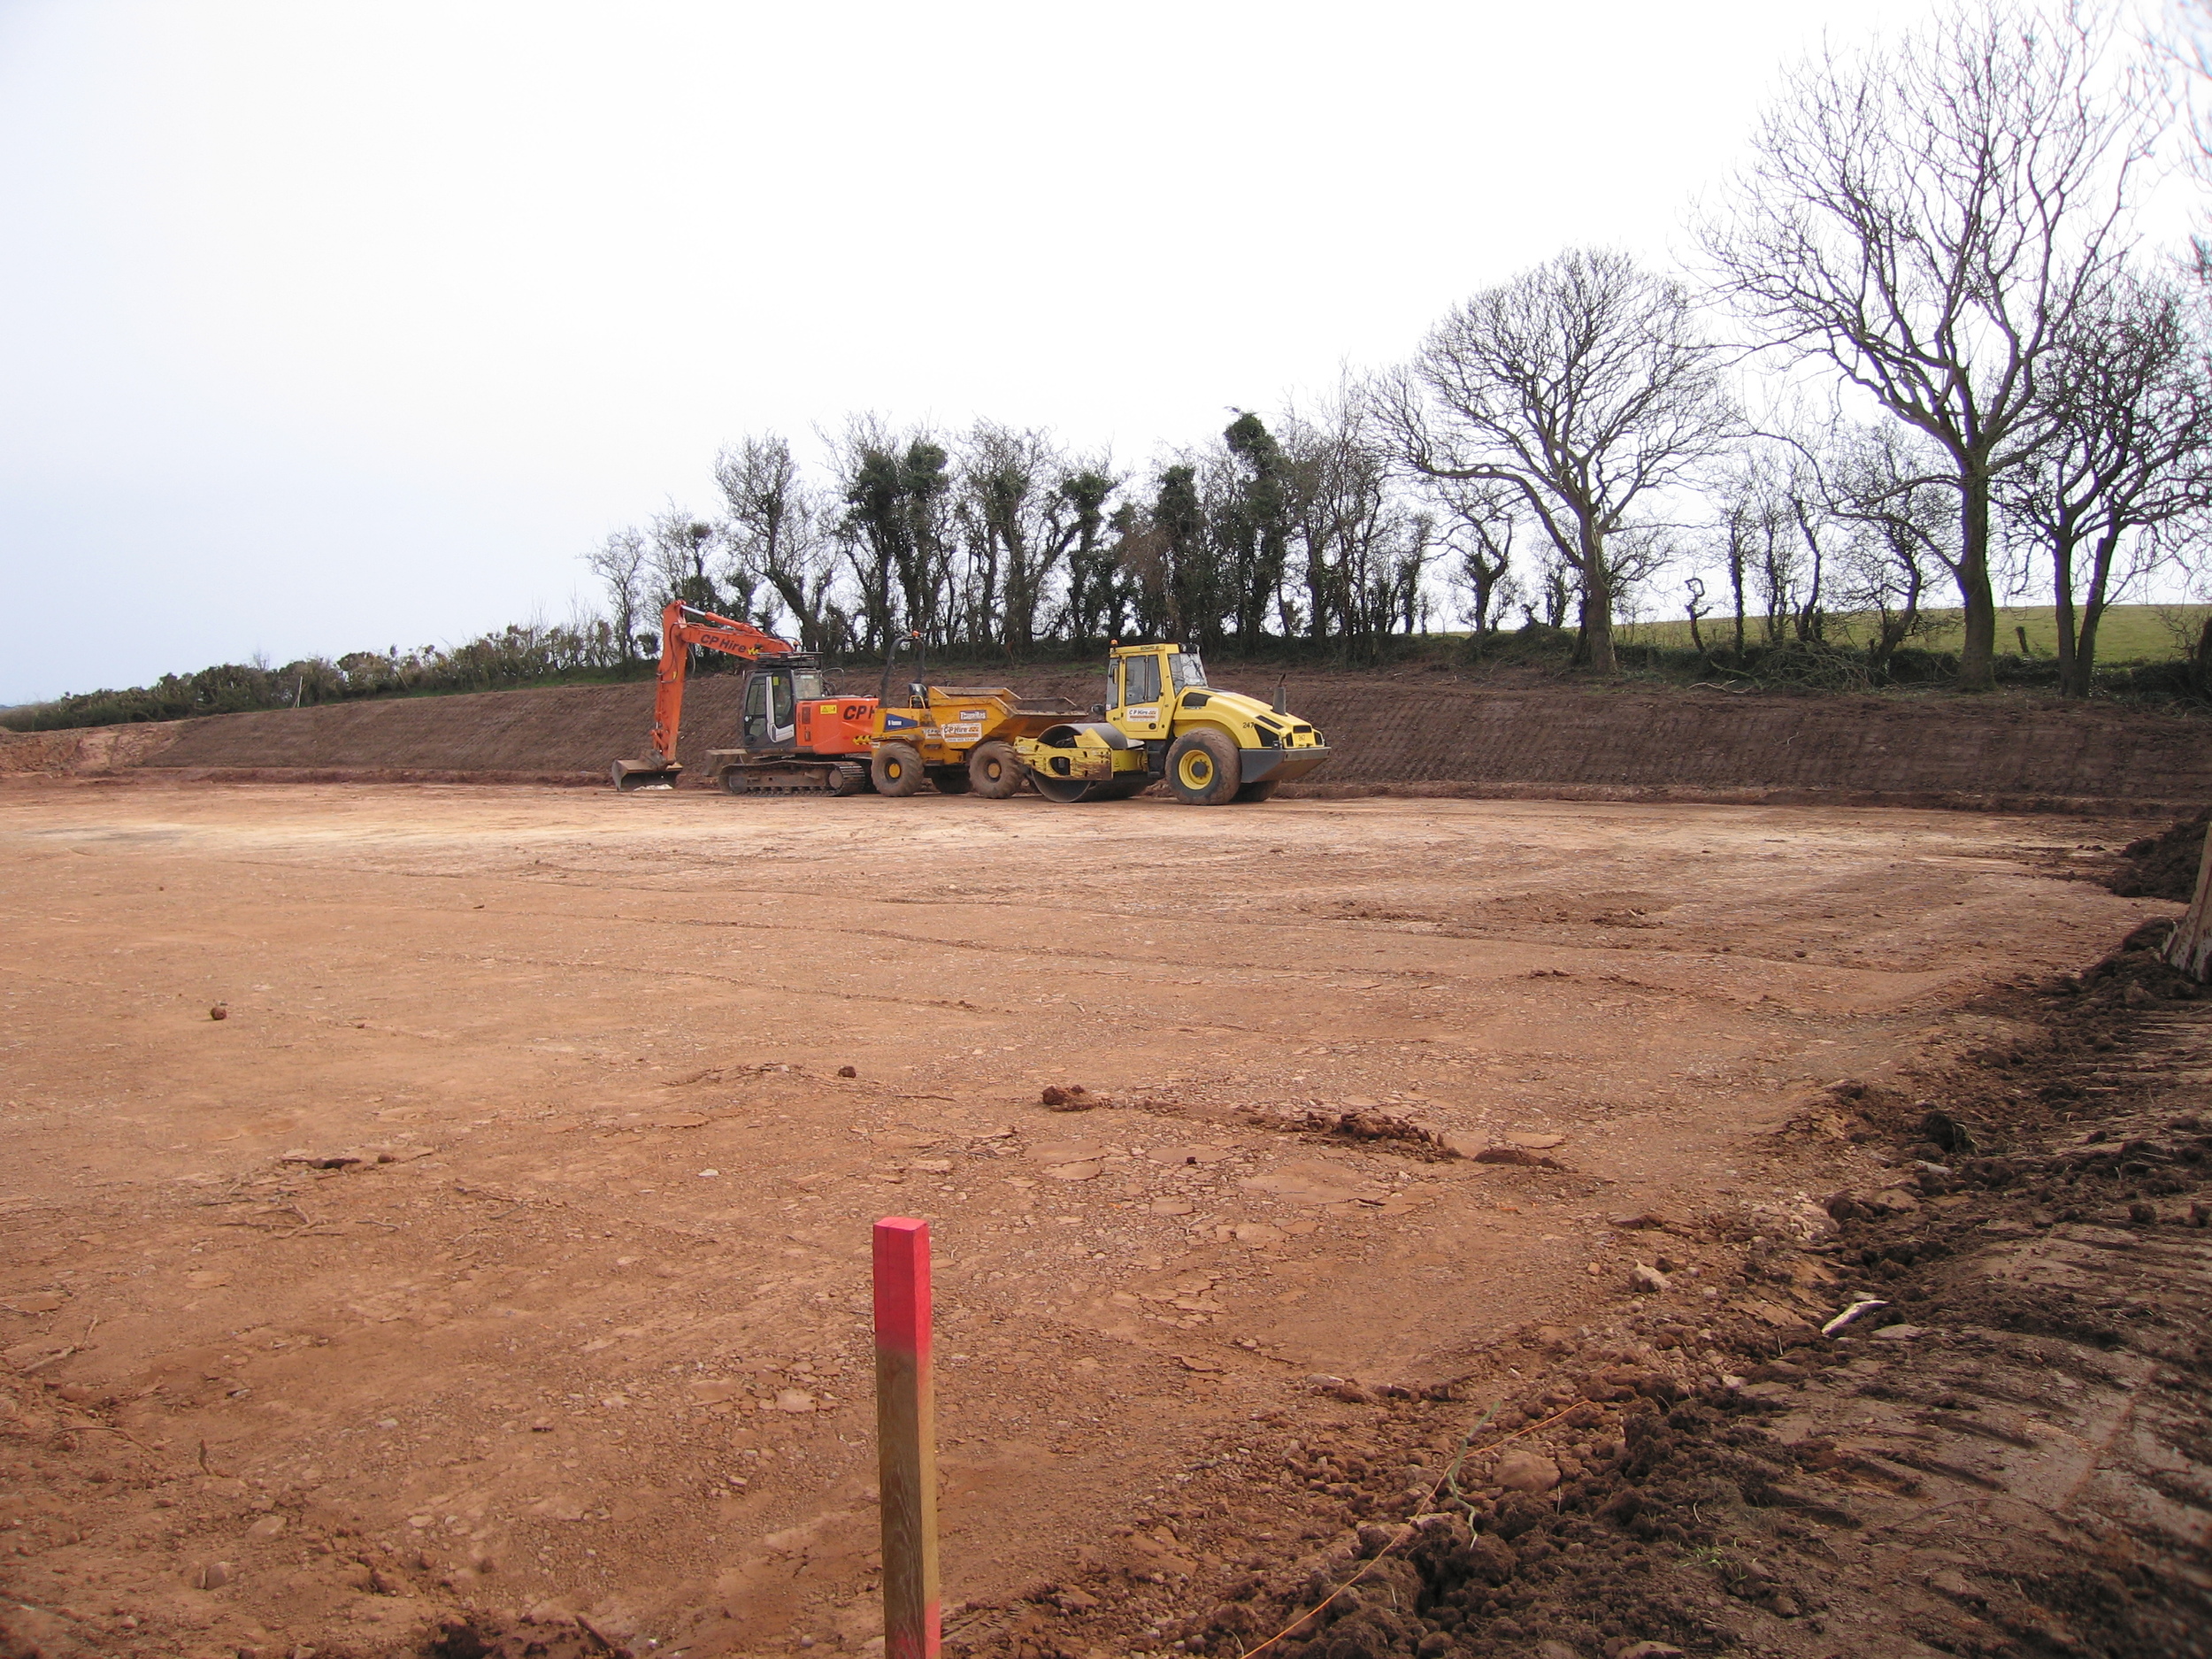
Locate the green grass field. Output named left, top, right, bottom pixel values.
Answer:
left=1612, top=603, right=2210, bottom=662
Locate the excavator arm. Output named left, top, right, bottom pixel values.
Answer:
left=611, top=602, right=796, bottom=789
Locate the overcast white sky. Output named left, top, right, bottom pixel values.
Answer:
left=3, top=0, right=2181, bottom=703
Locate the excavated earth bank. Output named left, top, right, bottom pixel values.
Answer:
left=8, top=669, right=2209, bottom=812
left=912, top=931, right=2212, bottom=1659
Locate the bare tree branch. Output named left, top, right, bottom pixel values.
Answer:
left=1703, top=0, right=2159, bottom=688
left=1374, top=247, right=1736, bottom=673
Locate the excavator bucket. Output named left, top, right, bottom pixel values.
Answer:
left=610, top=759, right=680, bottom=792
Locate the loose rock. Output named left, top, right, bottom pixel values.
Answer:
left=1493, top=1449, right=1560, bottom=1493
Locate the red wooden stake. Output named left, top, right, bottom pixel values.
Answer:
left=874, top=1217, right=939, bottom=1659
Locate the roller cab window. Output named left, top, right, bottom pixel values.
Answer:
left=1119, top=652, right=1162, bottom=708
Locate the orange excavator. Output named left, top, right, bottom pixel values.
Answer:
left=609, top=602, right=880, bottom=794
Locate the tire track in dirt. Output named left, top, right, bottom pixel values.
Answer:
left=949, top=933, right=2212, bottom=1659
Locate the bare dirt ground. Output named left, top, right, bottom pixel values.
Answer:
left=0, top=780, right=2194, bottom=1659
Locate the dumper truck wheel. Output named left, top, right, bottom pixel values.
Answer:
left=1233, top=780, right=1279, bottom=803
left=931, top=767, right=972, bottom=794
left=968, top=740, right=1024, bottom=799
left=1166, top=730, right=1240, bottom=806
left=872, top=741, right=928, bottom=797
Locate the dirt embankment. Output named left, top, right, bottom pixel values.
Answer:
left=14, top=669, right=2212, bottom=812
left=944, top=932, right=2212, bottom=1659
left=0, top=724, right=180, bottom=776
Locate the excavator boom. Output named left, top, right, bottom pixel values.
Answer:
left=611, top=602, right=796, bottom=789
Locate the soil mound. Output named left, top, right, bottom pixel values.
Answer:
left=20, top=667, right=2212, bottom=811
left=2111, top=808, right=2209, bottom=899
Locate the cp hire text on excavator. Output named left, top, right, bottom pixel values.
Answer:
left=609, top=603, right=1330, bottom=804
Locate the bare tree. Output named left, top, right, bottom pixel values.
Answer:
left=2000, top=264, right=2212, bottom=694
left=1684, top=575, right=1713, bottom=653
left=1710, top=451, right=1804, bottom=647
left=582, top=527, right=649, bottom=661
left=1709, top=495, right=1753, bottom=657
left=1825, top=423, right=1958, bottom=672
left=646, top=505, right=722, bottom=613
left=1704, top=0, right=2156, bottom=690
left=952, top=422, right=1083, bottom=657
left=714, top=434, right=842, bottom=653
left=1279, top=391, right=1427, bottom=648
left=2162, top=0, right=2212, bottom=272
left=1377, top=246, right=1736, bottom=673
left=1428, top=478, right=1520, bottom=639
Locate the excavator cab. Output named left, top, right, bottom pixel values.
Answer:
left=740, top=664, right=826, bottom=753
left=713, top=657, right=877, bottom=795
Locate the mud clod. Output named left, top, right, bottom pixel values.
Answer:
left=2110, top=807, right=2208, bottom=900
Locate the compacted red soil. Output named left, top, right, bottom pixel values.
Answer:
left=0, top=781, right=2200, bottom=1659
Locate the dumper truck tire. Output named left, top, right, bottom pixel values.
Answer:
left=1166, top=730, right=1240, bottom=806
left=872, top=742, right=928, bottom=797
left=968, top=741, right=1024, bottom=799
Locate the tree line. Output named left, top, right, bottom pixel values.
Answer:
left=0, top=622, right=630, bottom=732
left=582, top=0, right=2212, bottom=699
left=12, top=0, right=2212, bottom=733
left=585, top=396, right=1432, bottom=670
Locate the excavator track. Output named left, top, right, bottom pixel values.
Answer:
left=718, top=760, right=872, bottom=797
